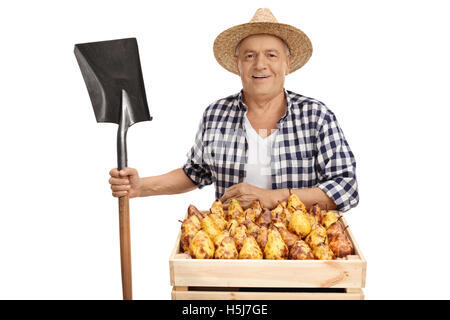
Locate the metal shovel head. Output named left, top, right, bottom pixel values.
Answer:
left=74, top=38, right=152, bottom=125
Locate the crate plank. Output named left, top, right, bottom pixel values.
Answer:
left=172, top=287, right=364, bottom=300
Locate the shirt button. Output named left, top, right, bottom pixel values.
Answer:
left=239, top=173, right=244, bottom=178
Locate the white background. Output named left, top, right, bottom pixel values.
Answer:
left=1, top=0, right=449, bottom=299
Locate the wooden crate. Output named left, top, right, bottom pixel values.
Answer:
left=169, top=216, right=366, bottom=300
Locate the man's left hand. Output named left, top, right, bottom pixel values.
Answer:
left=220, top=182, right=272, bottom=210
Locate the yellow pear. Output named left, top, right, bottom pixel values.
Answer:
left=284, top=208, right=293, bottom=228
left=274, top=223, right=299, bottom=249
left=256, top=225, right=268, bottom=251
left=322, top=211, right=340, bottom=229
left=189, top=230, right=215, bottom=259
left=288, top=210, right=312, bottom=238
left=214, top=230, right=230, bottom=248
left=227, top=198, right=244, bottom=220
left=187, top=204, right=207, bottom=221
left=244, top=208, right=257, bottom=222
left=233, top=225, right=247, bottom=252
left=309, top=203, right=322, bottom=225
left=239, top=236, right=263, bottom=259
left=256, top=208, right=272, bottom=227
left=180, top=216, right=199, bottom=252
left=244, top=218, right=260, bottom=239
left=287, top=190, right=306, bottom=213
left=215, top=236, right=238, bottom=259
left=210, top=199, right=225, bottom=218
left=271, top=201, right=284, bottom=219
left=312, top=241, right=335, bottom=260
left=226, top=219, right=239, bottom=237
left=305, top=224, right=328, bottom=248
left=235, top=210, right=246, bottom=225
left=326, top=221, right=346, bottom=242
left=289, top=240, right=315, bottom=260
left=264, top=226, right=288, bottom=260
left=329, top=233, right=354, bottom=258
left=186, top=214, right=201, bottom=230
left=201, top=215, right=221, bottom=242
left=251, top=200, right=263, bottom=218
left=209, top=213, right=227, bottom=231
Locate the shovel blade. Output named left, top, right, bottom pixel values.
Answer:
left=74, top=38, right=152, bottom=125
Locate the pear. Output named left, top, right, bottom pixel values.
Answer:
left=287, top=190, right=306, bottom=213
left=186, top=214, right=201, bottom=230
left=244, top=208, right=257, bottom=222
left=201, top=215, right=222, bottom=242
left=256, top=208, right=272, bottom=227
left=305, top=224, right=328, bottom=248
left=321, top=211, right=340, bottom=229
left=329, top=233, right=354, bottom=258
left=233, top=225, right=247, bottom=252
left=214, top=230, right=230, bottom=248
left=180, top=216, right=200, bottom=252
left=215, top=236, right=239, bottom=259
left=305, top=213, right=318, bottom=229
left=264, top=226, right=288, bottom=260
left=256, top=225, right=268, bottom=251
left=210, top=199, right=225, bottom=218
left=209, top=213, right=227, bottom=231
left=271, top=201, right=284, bottom=219
left=309, top=203, right=322, bottom=225
left=189, top=230, right=215, bottom=259
left=227, top=198, right=244, bottom=220
left=239, top=236, right=263, bottom=259
left=288, top=210, right=312, bottom=238
left=326, top=221, right=346, bottom=242
left=273, top=223, right=299, bottom=249
left=251, top=200, right=263, bottom=218
left=284, top=208, right=293, bottom=227
left=289, top=240, right=315, bottom=260
left=271, top=202, right=288, bottom=226
left=244, top=218, right=260, bottom=239
left=234, top=210, right=246, bottom=225
left=187, top=204, right=207, bottom=221
left=227, top=219, right=239, bottom=237
left=312, top=241, right=335, bottom=260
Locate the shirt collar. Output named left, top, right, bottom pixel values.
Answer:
left=235, top=89, right=293, bottom=125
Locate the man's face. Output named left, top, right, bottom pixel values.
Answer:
left=234, top=34, right=291, bottom=99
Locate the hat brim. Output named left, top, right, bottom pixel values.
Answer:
left=213, top=22, right=313, bottom=75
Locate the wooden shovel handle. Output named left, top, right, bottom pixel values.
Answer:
left=118, top=195, right=132, bottom=300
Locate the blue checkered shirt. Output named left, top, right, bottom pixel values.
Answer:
left=182, top=89, right=359, bottom=212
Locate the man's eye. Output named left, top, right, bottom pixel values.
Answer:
left=268, top=53, right=277, bottom=58
left=246, top=54, right=254, bottom=58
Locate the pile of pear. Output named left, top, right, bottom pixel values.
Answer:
left=179, top=191, right=354, bottom=260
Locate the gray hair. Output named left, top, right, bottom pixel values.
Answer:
left=234, top=37, right=291, bottom=57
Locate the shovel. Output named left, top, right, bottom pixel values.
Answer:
left=74, top=38, right=152, bottom=300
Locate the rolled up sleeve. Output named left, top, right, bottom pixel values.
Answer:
left=315, top=111, right=359, bottom=212
left=182, top=116, right=213, bottom=189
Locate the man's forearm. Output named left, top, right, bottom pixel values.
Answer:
left=264, top=187, right=337, bottom=211
left=139, top=168, right=197, bottom=197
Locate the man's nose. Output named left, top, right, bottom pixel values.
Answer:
left=255, top=54, right=267, bottom=70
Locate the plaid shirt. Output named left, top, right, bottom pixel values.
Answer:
left=182, top=89, right=359, bottom=212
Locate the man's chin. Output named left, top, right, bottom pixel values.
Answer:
left=245, top=86, right=283, bottom=98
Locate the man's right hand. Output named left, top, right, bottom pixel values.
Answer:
left=109, top=167, right=142, bottom=198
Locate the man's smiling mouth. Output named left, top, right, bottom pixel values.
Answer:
left=252, top=75, right=270, bottom=79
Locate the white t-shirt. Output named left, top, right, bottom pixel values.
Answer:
left=243, top=112, right=278, bottom=189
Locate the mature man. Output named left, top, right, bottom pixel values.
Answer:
left=109, top=8, right=359, bottom=212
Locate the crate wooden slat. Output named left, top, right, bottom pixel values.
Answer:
left=172, top=286, right=364, bottom=300
left=169, top=215, right=366, bottom=300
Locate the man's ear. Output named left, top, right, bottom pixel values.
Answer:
left=234, top=57, right=240, bottom=75
left=285, top=55, right=292, bottom=75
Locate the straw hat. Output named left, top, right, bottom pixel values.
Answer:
left=213, top=8, right=313, bottom=75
